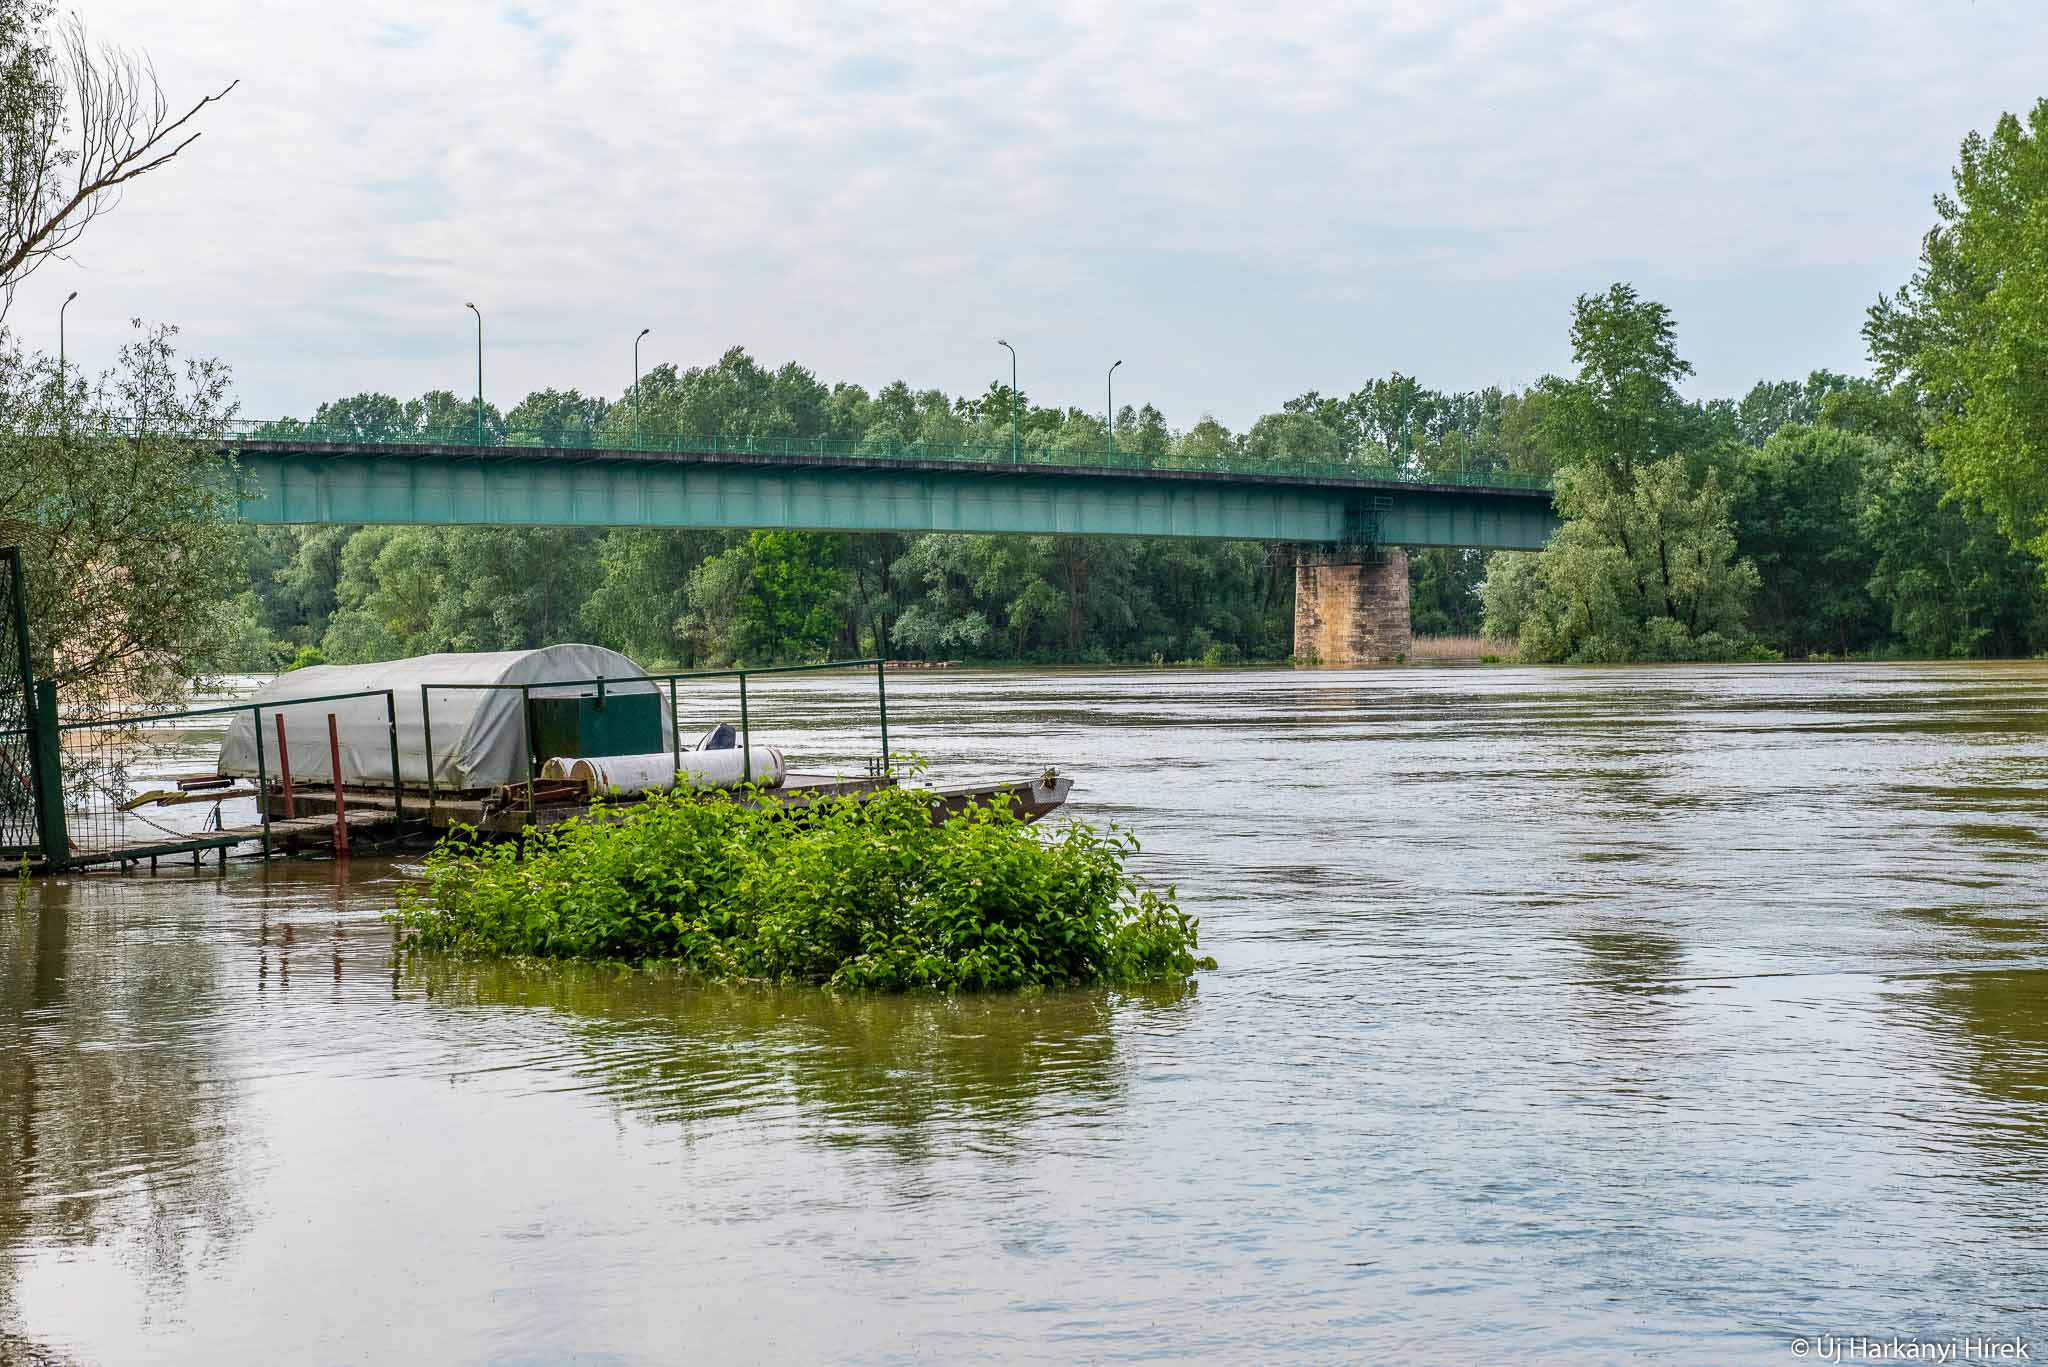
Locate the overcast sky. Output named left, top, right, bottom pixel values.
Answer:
left=15, top=1, right=2048, bottom=430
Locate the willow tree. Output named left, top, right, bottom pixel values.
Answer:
left=1481, top=285, right=1756, bottom=662
left=0, top=324, right=242, bottom=708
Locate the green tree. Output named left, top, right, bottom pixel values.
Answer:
left=1866, top=99, right=2048, bottom=562
left=1728, top=424, right=1879, bottom=656
left=1488, top=286, right=1757, bottom=661
left=1537, top=283, right=1702, bottom=482
left=581, top=530, right=723, bottom=665
left=0, top=324, right=243, bottom=707
left=1243, top=410, right=1341, bottom=467
left=505, top=388, right=607, bottom=445
left=1856, top=442, right=2048, bottom=657
left=1731, top=371, right=1857, bottom=446
left=309, top=392, right=412, bottom=439
left=1409, top=550, right=1486, bottom=635
left=720, top=531, right=846, bottom=663
left=1498, top=457, right=1756, bottom=662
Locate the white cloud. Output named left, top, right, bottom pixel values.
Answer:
left=15, top=0, right=2045, bottom=426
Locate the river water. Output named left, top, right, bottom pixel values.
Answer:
left=3, top=663, right=2045, bottom=1363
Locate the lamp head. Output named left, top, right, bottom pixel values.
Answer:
left=64, top=290, right=77, bottom=303
left=639, top=327, right=651, bottom=339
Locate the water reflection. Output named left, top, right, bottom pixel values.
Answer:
left=407, top=961, right=1184, bottom=1165
left=1920, top=969, right=2048, bottom=1179
left=0, top=879, right=245, bottom=1322
left=5, top=662, right=2048, bottom=1362
left=1569, top=924, right=1686, bottom=994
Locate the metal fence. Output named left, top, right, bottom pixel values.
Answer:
left=46, top=687, right=400, bottom=869
left=16, top=656, right=892, bottom=869
left=0, top=547, right=47, bottom=862
left=221, top=419, right=1556, bottom=493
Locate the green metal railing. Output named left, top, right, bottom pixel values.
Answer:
left=50, top=688, right=401, bottom=868
left=421, top=658, right=890, bottom=827
left=221, top=420, right=1555, bottom=493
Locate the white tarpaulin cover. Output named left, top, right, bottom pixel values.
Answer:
left=218, top=645, right=672, bottom=791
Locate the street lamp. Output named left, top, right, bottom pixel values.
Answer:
left=996, top=338, right=1018, bottom=463
left=465, top=302, right=484, bottom=444
left=1106, top=359, right=1123, bottom=457
left=59, top=290, right=76, bottom=427
left=634, top=327, right=651, bottom=444
left=59, top=290, right=76, bottom=377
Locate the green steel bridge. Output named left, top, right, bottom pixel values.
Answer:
left=225, top=424, right=1559, bottom=550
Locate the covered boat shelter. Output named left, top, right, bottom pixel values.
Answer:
left=219, top=644, right=671, bottom=793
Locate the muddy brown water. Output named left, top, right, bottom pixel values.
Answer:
left=3, top=663, right=2046, bottom=1363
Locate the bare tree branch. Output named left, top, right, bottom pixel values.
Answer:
left=0, top=11, right=234, bottom=320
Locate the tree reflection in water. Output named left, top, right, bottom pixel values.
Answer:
left=1920, top=968, right=2048, bottom=1195
left=0, top=879, right=246, bottom=1332
left=404, top=960, right=1191, bottom=1165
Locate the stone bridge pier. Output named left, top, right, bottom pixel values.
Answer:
left=1293, top=549, right=1412, bottom=664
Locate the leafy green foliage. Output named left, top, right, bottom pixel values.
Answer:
left=1727, top=424, right=1881, bottom=657
left=1867, top=98, right=2048, bottom=563
left=1494, top=457, right=1758, bottom=663
left=317, top=525, right=602, bottom=660
left=1856, top=441, right=2048, bottom=657
left=0, top=322, right=245, bottom=708
left=393, top=783, right=1212, bottom=993
left=1484, top=286, right=1760, bottom=662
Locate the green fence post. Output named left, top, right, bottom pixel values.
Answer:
left=422, top=685, right=436, bottom=826
left=738, top=671, right=751, bottom=786
left=875, top=658, right=889, bottom=775
left=669, top=678, right=680, bottom=780
left=31, top=679, right=66, bottom=871
left=385, top=691, right=403, bottom=830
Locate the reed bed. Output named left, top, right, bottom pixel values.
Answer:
left=1409, top=634, right=1519, bottom=663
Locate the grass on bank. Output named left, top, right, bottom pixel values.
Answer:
left=391, top=777, right=1214, bottom=993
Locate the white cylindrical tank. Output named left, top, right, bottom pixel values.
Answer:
left=567, top=747, right=786, bottom=795
left=539, top=757, right=576, bottom=779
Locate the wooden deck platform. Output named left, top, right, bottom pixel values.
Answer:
left=272, top=771, right=1072, bottom=837
left=21, top=769, right=1070, bottom=874
left=50, top=808, right=402, bottom=871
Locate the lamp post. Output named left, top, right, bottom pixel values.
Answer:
left=59, top=290, right=76, bottom=379
left=465, top=302, right=484, bottom=444
left=996, top=338, right=1018, bottom=463
left=1106, top=358, right=1122, bottom=458
left=59, top=290, right=76, bottom=428
left=634, top=327, right=650, bottom=444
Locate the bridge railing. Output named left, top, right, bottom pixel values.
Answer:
left=221, top=420, right=1555, bottom=493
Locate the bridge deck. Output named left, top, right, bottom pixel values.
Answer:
left=225, top=436, right=1560, bottom=550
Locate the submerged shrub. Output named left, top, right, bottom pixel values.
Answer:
left=391, top=783, right=1213, bottom=992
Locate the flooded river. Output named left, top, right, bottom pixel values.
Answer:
left=4, top=664, right=2046, bottom=1363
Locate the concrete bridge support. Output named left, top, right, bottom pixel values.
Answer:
left=1293, top=549, right=1412, bottom=664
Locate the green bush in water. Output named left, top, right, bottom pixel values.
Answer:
left=391, top=781, right=1214, bottom=992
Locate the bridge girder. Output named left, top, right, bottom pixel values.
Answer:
left=228, top=443, right=1559, bottom=551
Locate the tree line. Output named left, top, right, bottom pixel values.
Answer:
left=229, top=359, right=1552, bottom=671
left=229, top=276, right=2048, bottom=672
left=15, top=53, right=2048, bottom=690
left=226, top=98, right=2048, bottom=671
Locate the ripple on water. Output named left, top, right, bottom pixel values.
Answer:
left=3, top=663, right=2048, bottom=1362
